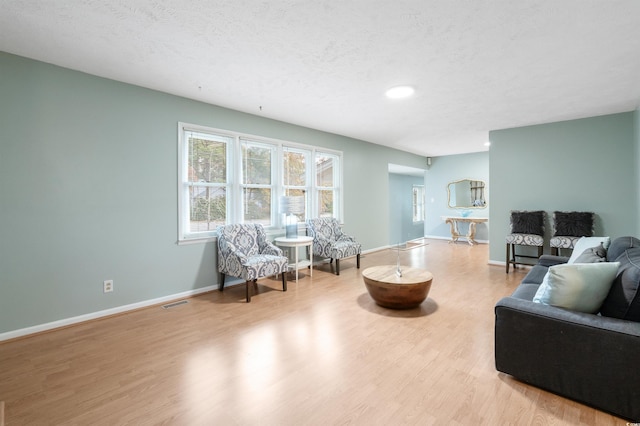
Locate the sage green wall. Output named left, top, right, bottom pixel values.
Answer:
left=0, top=52, right=426, bottom=334
left=488, top=111, right=638, bottom=263
left=424, top=152, right=490, bottom=241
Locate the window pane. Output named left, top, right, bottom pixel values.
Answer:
left=318, top=190, right=334, bottom=217
left=190, top=186, right=226, bottom=232
left=284, top=150, right=306, bottom=186
left=242, top=143, right=271, bottom=185
left=188, top=133, right=227, bottom=183
left=413, top=186, right=424, bottom=222
left=243, top=188, right=271, bottom=225
left=316, top=155, right=334, bottom=187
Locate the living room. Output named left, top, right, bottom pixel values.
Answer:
left=1, top=2, right=640, bottom=424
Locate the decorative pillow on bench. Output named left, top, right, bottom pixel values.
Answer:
left=533, top=262, right=620, bottom=313
left=553, top=211, right=594, bottom=237
left=510, top=210, right=545, bottom=235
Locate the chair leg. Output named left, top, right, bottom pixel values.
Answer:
left=246, top=280, right=252, bottom=303
left=336, top=259, right=340, bottom=275
left=219, top=273, right=226, bottom=291
left=505, top=243, right=510, bottom=273
left=356, top=253, right=360, bottom=269
left=282, top=272, right=287, bottom=292
left=538, top=246, right=543, bottom=258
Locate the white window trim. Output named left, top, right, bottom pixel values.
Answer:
left=178, top=122, right=343, bottom=244
left=178, top=123, right=235, bottom=243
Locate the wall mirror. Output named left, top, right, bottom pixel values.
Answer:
left=447, top=179, right=487, bottom=209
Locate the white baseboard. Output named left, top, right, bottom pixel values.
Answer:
left=0, top=285, right=219, bottom=342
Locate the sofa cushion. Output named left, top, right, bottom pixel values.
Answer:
left=567, top=236, right=611, bottom=264
left=606, top=236, right=640, bottom=262
left=572, top=243, right=607, bottom=263
left=600, top=247, right=640, bottom=322
left=533, top=262, right=619, bottom=313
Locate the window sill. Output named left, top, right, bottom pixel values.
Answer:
left=178, top=236, right=217, bottom=246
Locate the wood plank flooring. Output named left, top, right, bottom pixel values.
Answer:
left=0, top=240, right=625, bottom=425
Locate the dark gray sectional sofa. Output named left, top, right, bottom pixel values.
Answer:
left=495, top=236, right=640, bottom=421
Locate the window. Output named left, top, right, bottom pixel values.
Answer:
left=316, top=152, right=340, bottom=218
left=178, top=123, right=342, bottom=242
left=413, top=185, right=425, bottom=223
left=241, top=139, right=275, bottom=226
left=283, top=146, right=310, bottom=223
left=179, top=129, right=231, bottom=240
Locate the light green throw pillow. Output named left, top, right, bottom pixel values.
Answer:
left=533, top=262, right=620, bottom=313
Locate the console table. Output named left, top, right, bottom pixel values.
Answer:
left=442, top=216, right=488, bottom=245
left=274, top=236, right=313, bottom=283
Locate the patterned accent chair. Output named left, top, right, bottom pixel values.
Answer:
left=217, top=224, right=289, bottom=302
left=550, top=211, right=595, bottom=256
left=307, top=218, right=361, bottom=276
left=505, top=210, right=546, bottom=273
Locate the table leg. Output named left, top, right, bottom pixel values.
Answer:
left=446, top=218, right=460, bottom=243
left=295, top=245, right=299, bottom=282
left=467, top=222, right=478, bottom=245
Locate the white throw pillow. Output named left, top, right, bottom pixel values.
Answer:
left=533, top=262, right=620, bottom=313
left=567, top=236, right=611, bottom=264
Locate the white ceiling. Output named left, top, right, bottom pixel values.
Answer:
left=2, top=1, right=639, bottom=157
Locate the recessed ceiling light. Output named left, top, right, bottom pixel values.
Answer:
left=385, top=86, right=415, bottom=99
left=484, top=141, right=491, bottom=147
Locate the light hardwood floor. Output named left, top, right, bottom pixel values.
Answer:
left=0, top=240, right=625, bottom=425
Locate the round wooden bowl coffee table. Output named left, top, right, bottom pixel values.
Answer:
left=362, top=265, right=433, bottom=309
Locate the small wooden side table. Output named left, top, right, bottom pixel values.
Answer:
left=274, top=236, right=313, bottom=283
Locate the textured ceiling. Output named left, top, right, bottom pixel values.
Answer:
left=2, top=1, right=639, bottom=157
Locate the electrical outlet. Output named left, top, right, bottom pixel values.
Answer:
left=103, top=280, right=113, bottom=293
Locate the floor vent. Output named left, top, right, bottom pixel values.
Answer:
left=162, top=300, right=189, bottom=309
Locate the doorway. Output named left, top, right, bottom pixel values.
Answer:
left=388, top=164, right=427, bottom=247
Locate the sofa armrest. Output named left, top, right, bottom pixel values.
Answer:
left=337, top=234, right=356, bottom=243
left=218, top=239, right=247, bottom=263
left=260, top=241, right=283, bottom=256
left=495, top=297, right=640, bottom=421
